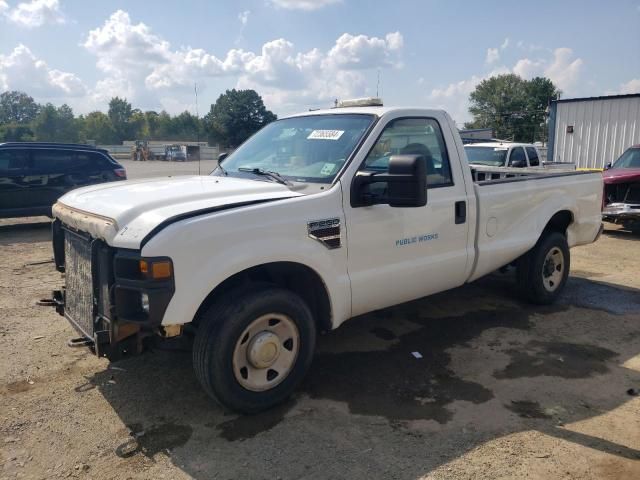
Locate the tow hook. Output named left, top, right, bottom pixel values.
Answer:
left=68, top=337, right=93, bottom=348
left=36, top=290, right=65, bottom=316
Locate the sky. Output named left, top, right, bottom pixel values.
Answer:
left=0, top=0, right=639, bottom=125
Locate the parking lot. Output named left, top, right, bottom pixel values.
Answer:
left=1, top=161, right=639, bottom=480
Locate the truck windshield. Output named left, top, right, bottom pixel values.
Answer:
left=612, top=148, right=640, bottom=169
left=465, top=146, right=508, bottom=167
left=213, top=114, right=374, bottom=184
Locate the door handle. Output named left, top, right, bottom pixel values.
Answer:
left=455, top=201, right=466, bottom=224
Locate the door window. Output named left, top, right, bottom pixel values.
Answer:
left=509, top=147, right=527, bottom=167
left=364, top=118, right=453, bottom=187
left=31, top=150, right=75, bottom=174
left=525, top=147, right=540, bottom=166
left=75, top=152, right=109, bottom=171
left=0, top=150, right=28, bottom=175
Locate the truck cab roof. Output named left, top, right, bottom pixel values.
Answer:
left=285, top=106, right=448, bottom=119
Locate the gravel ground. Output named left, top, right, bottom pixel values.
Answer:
left=1, top=164, right=639, bottom=479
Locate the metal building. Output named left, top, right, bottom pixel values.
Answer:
left=548, top=93, right=640, bottom=169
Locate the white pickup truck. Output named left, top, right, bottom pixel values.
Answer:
left=49, top=101, right=603, bottom=413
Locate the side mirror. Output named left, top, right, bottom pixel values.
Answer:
left=511, top=159, right=526, bottom=168
left=604, top=162, right=612, bottom=170
left=218, top=152, right=229, bottom=163
left=351, top=154, right=427, bottom=208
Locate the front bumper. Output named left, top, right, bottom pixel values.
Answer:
left=50, top=220, right=174, bottom=359
left=602, top=202, right=640, bottom=221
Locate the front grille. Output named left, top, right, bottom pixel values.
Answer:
left=64, top=232, right=94, bottom=338
left=605, top=182, right=640, bottom=204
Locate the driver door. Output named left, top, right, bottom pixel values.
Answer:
left=343, top=116, right=471, bottom=317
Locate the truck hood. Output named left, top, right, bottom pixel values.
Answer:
left=53, top=175, right=301, bottom=248
left=603, top=168, right=640, bottom=184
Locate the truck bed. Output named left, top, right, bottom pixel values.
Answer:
left=468, top=168, right=603, bottom=282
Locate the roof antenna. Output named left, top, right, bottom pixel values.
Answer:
left=195, top=83, right=200, bottom=176
left=376, top=69, right=380, bottom=97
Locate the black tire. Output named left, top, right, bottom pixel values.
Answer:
left=516, top=231, right=570, bottom=305
left=193, top=285, right=316, bottom=414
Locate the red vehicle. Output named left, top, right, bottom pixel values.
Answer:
left=602, top=145, right=640, bottom=230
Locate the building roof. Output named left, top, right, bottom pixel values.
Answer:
left=552, top=93, right=640, bottom=104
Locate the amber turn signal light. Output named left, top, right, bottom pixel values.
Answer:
left=139, top=259, right=172, bottom=279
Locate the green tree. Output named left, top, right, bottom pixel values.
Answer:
left=465, top=74, right=560, bottom=142
left=0, top=124, right=34, bottom=141
left=172, top=111, right=203, bottom=141
left=0, top=91, right=40, bottom=124
left=155, top=110, right=174, bottom=140
left=107, top=97, right=133, bottom=142
left=205, top=89, right=276, bottom=147
left=32, top=103, right=79, bottom=142
left=79, top=111, right=118, bottom=144
left=129, top=109, right=148, bottom=139
left=144, top=111, right=160, bottom=138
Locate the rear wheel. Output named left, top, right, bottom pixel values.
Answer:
left=193, top=285, right=316, bottom=413
left=516, top=232, right=570, bottom=305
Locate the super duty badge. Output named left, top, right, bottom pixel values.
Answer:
left=308, top=218, right=341, bottom=249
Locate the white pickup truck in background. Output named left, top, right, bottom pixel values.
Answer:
left=48, top=99, right=603, bottom=413
left=465, top=142, right=543, bottom=169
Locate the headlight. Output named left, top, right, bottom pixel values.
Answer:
left=141, top=293, right=150, bottom=314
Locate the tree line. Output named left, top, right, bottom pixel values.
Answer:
left=1, top=74, right=558, bottom=147
left=0, top=89, right=277, bottom=147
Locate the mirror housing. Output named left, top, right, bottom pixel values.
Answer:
left=218, top=152, right=229, bottom=163
left=604, top=162, right=612, bottom=170
left=351, top=154, right=427, bottom=208
left=511, top=159, right=526, bottom=168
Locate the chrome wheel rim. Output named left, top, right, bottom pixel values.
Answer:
left=232, top=313, right=300, bottom=392
left=542, top=247, right=564, bottom=292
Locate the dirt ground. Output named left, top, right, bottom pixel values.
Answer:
left=1, top=161, right=639, bottom=479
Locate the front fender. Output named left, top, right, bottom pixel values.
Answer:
left=140, top=188, right=351, bottom=328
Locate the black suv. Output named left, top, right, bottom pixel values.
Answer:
left=0, top=142, right=126, bottom=218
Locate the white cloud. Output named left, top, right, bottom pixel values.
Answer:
left=500, top=38, right=510, bottom=50
left=81, top=10, right=403, bottom=113
left=485, top=48, right=499, bottom=64
left=429, top=47, right=584, bottom=124
left=512, top=58, right=544, bottom=78
left=510, top=48, right=583, bottom=92
left=5, top=0, right=65, bottom=27
left=607, top=78, right=640, bottom=95
left=0, top=44, right=86, bottom=97
left=325, top=32, right=403, bottom=69
left=543, top=47, right=583, bottom=91
left=428, top=67, right=510, bottom=124
left=238, top=10, right=250, bottom=25
left=267, top=0, right=341, bottom=10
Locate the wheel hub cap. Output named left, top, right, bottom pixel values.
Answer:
left=542, top=247, right=564, bottom=292
left=232, top=313, right=300, bottom=392
left=247, top=331, right=281, bottom=368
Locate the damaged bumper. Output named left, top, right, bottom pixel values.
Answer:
left=44, top=219, right=175, bottom=360
left=602, top=202, right=640, bottom=221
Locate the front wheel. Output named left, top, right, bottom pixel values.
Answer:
left=193, top=285, right=316, bottom=414
left=516, top=232, right=570, bottom=305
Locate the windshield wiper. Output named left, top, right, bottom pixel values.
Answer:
left=238, top=167, right=291, bottom=186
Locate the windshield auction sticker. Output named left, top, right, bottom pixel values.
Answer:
left=308, top=130, right=345, bottom=140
